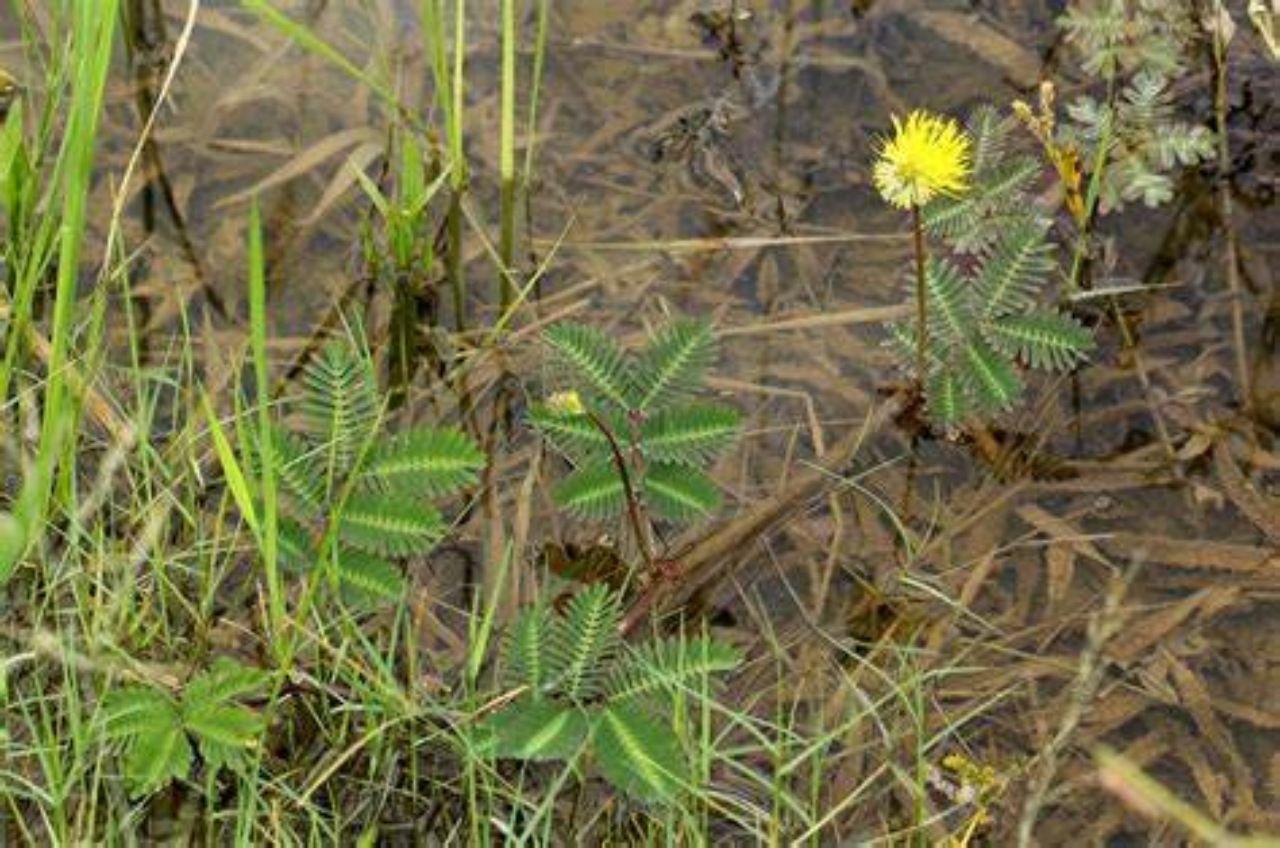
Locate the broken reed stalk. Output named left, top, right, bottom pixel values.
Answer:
left=1210, top=0, right=1252, bottom=419
left=1015, top=557, right=1141, bottom=847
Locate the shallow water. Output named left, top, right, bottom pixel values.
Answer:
left=3, top=0, right=1277, bottom=841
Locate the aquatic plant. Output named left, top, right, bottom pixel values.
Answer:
left=873, top=109, right=972, bottom=389
left=1053, top=0, right=1215, bottom=214
left=528, top=315, right=740, bottom=565
left=99, top=659, right=267, bottom=796
left=477, top=583, right=741, bottom=803
left=885, top=107, right=1095, bottom=428
left=263, top=341, right=485, bottom=604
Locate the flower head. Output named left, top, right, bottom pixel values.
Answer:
left=545, top=390, right=585, bottom=416
left=873, top=110, right=972, bottom=209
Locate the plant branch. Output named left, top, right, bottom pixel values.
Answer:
left=911, top=204, right=929, bottom=387
left=584, top=410, right=656, bottom=573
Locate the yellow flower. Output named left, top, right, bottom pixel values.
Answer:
left=873, top=110, right=972, bottom=209
left=546, top=390, right=585, bottom=415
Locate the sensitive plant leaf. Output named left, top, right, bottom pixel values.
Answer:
left=605, top=636, right=742, bottom=705
left=961, top=340, right=1024, bottom=413
left=527, top=405, right=612, bottom=463
left=985, top=310, right=1095, bottom=371
left=923, top=258, right=973, bottom=347
left=643, top=463, right=722, bottom=523
left=337, top=494, right=445, bottom=557
left=336, top=549, right=406, bottom=602
left=640, top=404, right=741, bottom=466
left=123, top=720, right=192, bottom=796
left=552, top=461, right=627, bottom=521
left=183, top=702, right=263, bottom=754
left=183, top=658, right=268, bottom=708
left=358, top=427, right=485, bottom=498
left=276, top=517, right=318, bottom=574
left=594, top=701, right=688, bottom=803
left=477, top=697, right=590, bottom=762
left=266, top=425, right=325, bottom=513
left=630, top=318, right=717, bottom=412
left=976, top=220, right=1055, bottom=323
left=546, top=584, right=623, bottom=702
left=300, top=343, right=381, bottom=476
left=505, top=602, right=554, bottom=692
left=927, top=369, right=970, bottom=428
left=101, top=688, right=179, bottom=740
left=543, top=323, right=632, bottom=412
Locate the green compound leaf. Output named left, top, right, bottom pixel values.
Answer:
left=299, top=342, right=380, bottom=477
left=552, top=461, right=627, bottom=521
left=630, top=318, right=717, bottom=413
left=543, top=323, right=632, bottom=412
left=923, top=258, right=973, bottom=347
left=926, top=368, right=971, bottom=428
left=984, top=309, right=1095, bottom=371
left=976, top=219, right=1055, bottom=323
left=594, top=702, right=688, bottom=804
left=123, top=720, right=192, bottom=796
left=263, top=424, right=325, bottom=514
left=641, top=403, right=740, bottom=466
left=357, top=426, right=485, bottom=498
left=336, top=549, right=406, bottom=603
left=183, top=658, right=268, bottom=708
left=605, top=635, right=742, bottom=705
left=545, top=584, right=623, bottom=703
left=961, top=339, right=1024, bottom=413
left=101, top=687, right=179, bottom=740
left=276, top=517, right=318, bottom=574
left=643, top=463, right=721, bottom=523
left=504, top=602, right=555, bottom=692
left=338, top=495, right=445, bottom=557
left=184, top=703, right=262, bottom=773
left=477, top=697, right=590, bottom=762
left=527, top=405, right=612, bottom=463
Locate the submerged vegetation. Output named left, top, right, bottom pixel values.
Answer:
left=1, top=0, right=1277, bottom=844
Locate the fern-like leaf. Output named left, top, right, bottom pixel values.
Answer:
left=102, top=688, right=178, bottom=740
left=629, top=318, right=716, bottom=412
left=976, top=220, right=1055, bottom=323
left=337, top=495, right=444, bottom=557
left=358, top=426, right=485, bottom=498
left=276, top=517, right=318, bottom=574
left=300, top=343, right=380, bottom=477
left=477, top=697, right=590, bottom=762
left=336, top=549, right=406, bottom=602
left=961, top=339, right=1024, bottom=413
left=552, top=461, right=627, bottom=521
left=505, top=602, right=554, bottom=693
left=643, top=463, right=722, bottom=523
left=640, top=404, right=740, bottom=466
left=927, top=369, right=970, bottom=428
left=605, top=636, right=741, bottom=705
left=182, top=658, right=268, bottom=708
left=923, top=258, right=973, bottom=347
left=594, top=702, right=688, bottom=803
left=123, top=720, right=191, bottom=796
left=985, top=310, right=1094, bottom=371
left=527, top=405, right=612, bottom=463
left=545, top=584, right=623, bottom=703
left=184, top=703, right=263, bottom=773
left=266, top=425, right=325, bottom=515
left=543, top=323, right=632, bottom=412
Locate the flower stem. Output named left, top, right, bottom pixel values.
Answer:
left=910, top=204, right=928, bottom=388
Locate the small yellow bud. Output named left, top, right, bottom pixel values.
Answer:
left=546, top=390, right=585, bottom=415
